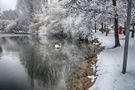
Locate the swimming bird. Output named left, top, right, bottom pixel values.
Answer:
left=55, top=43, right=61, bottom=49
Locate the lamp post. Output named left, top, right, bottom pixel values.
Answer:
left=122, top=0, right=132, bottom=74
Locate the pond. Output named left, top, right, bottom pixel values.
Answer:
left=0, top=35, right=96, bottom=90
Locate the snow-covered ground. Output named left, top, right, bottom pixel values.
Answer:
left=89, top=31, right=135, bottom=90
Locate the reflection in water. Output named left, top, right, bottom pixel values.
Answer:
left=0, top=46, right=2, bottom=53
left=0, top=35, right=94, bottom=90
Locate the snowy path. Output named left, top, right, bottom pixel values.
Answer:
left=89, top=31, right=135, bottom=90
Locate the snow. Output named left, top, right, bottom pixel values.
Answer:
left=88, top=75, right=96, bottom=83
left=89, top=31, right=135, bottom=90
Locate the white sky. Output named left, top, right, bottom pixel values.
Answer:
left=0, top=0, right=17, bottom=12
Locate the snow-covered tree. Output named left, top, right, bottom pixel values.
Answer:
left=0, top=10, right=17, bottom=20
left=16, top=0, right=44, bottom=31
left=65, top=0, right=128, bottom=47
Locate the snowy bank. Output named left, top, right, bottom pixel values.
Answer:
left=89, top=31, right=135, bottom=90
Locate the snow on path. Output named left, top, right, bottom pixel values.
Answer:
left=89, top=31, right=135, bottom=90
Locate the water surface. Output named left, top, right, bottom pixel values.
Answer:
left=0, top=35, right=93, bottom=90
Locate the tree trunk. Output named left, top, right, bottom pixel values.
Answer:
left=123, top=22, right=126, bottom=35
left=104, top=24, right=106, bottom=32
left=112, top=0, right=121, bottom=48
left=105, top=25, right=109, bottom=36
left=95, top=21, right=97, bottom=33
left=101, top=22, right=104, bottom=34
left=131, top=22, right=135, bottom=38
left=114, top=14, right=120, bottom=47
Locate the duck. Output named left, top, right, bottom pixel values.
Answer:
left=55, top=43, right=61, bottom=49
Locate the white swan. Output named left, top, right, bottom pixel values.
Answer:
left=55, top=44, right=61, bottom=49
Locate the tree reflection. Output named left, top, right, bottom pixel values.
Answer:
left=0, top=46, right=2, bottom=54
left=19, top=36, right=66, bottom=90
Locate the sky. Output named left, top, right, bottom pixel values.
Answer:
left=0, top=0, right=17, bottom=12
